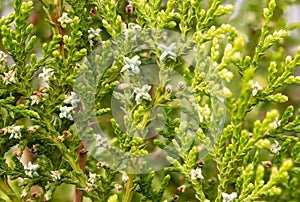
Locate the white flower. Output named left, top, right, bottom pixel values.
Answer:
left=157, top=43, right=177, bottom=62
left=88, top=173, right=97, bottom=184
left=86, top=182, right=93, bottom=192
left=44, top=192, right=51, bottom=201
left=269, top=118, right=281, bottom=130
left=122, top=175, right=129, bottom=183
left=88, top=28, right=101, bottom=45
left=124, top=22, right=141, bottom=39
left=165, top=85, right=172, bottom=93
left=57, top=12, right=73, bottom=28
left=178, top=81, right=185, bottom=89
left=191, top=167, right=204, bottom=180
left=24, top=161, right=38, bottom=177
left=64, top=92, right=80, bottom=108
left=121, top=55, right=141, bottom=74
left=21, top=189, right=28, bottom=199
left=177, top=185, right=186, bottom=192
left=128, top=22, right=141, bottom=31
left=50, top=170, right=61, bottom=181
left=251, top=81, right=263, bottom=96
left=2, top=70, right=16, bottom=85
left=270, top=140, right=281, bottom=154
left=115, top=184, right=123, bottom=192
left=222, top=192, right=237, bottom=202
left=132, top=84, right=152, bottom=104
left=30, top=95, right=40, bottom=105
left=7, top=125, right=22, bottom=139
left=38, top=67, right=54, bottom=82
left=0, top=51, right=7, bottom=63
left=59, top=106, right=74, bottom=120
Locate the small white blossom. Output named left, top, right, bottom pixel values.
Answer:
left=222, top=192, right=237, bottom=202
left=124, top=22, right=141, bottom=39
left=115, top=184, right=123, bottom=192
left=30, top=95, right=40, bottom=105
left=251, top=81, right=263, bottom=96
left=157, top=43, right=177, bottom=62
left=88, top=173, right=97, bottom=184
left=38, top=67, right=54, bottom=82
left=191, top=167, right=204, bottom=180
left=21, top=187, right=33, bottom=199
left=270, top=140, right=281, bottom=154
left=59, top=106, right=74, bottom=120
left=88, top=28, right=101, bottom=46
left=273, top=29, right=287, bottom=38
left=64, top=92, right=80, bottom=108
left=269, top=118, right=281, bottom=130
left=44, top=192, right=51, bottom=202
left=132, top=84, right=152, bottom=104
left=86, top=182, right=93, bottom=192
left=121, top=55, right=141, bottom=74
left=7, top=125, right=22, bottom=139
left=178, top=81, right=185, bottom=89
left=57, top=12, right=73, bottom=28
left=50, top=170, right=61, bottom=181
left=0, top=51, right=7, bottom=63
left=128, top=23, right=141, bottom=31
left=177, top=185, right=186, bottom=192
left=21, top=189, right=28, bottom=199
left=24, top=161, right=38, bottom=177
left=165, top=85, right=172, bottom=93
left=2, top=70, right=16, bottom=85
left=122, top=175, right=129, bottom=183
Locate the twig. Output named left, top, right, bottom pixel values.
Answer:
left=73, top=141, right=88, bottom=202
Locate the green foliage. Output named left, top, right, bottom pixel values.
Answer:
left=0, top=0, right=300, bottom=201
